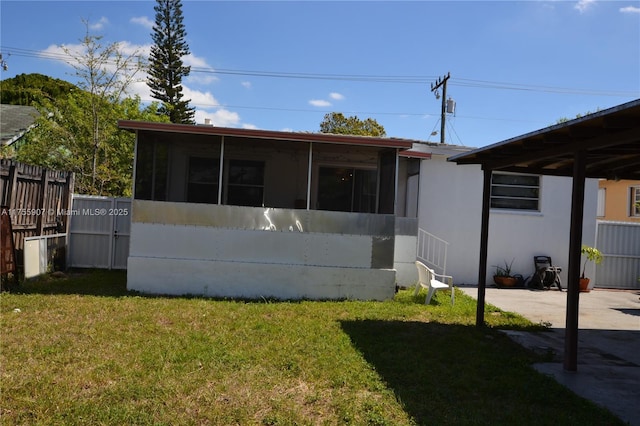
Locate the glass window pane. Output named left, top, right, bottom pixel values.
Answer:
left=134, top=142, right=153, bottom=200
left=353, top=169, right=377, bottom=213
left=188, top=157, right=219, bottom=204
left=492, top=185, right=539, bottom=198
left=491, top=172, right=539, bottom=211
left=632, top=187, right=640, bottom=216
left=492, top=174, right=539, bottom=186
left=227, top=187, right=264, bottom=207
left=153, top=143, right=168, bottom=201
left=228, top=160, right=264, bottom=185
left=317, top=167, right=352, bottom=212
left=225, top=160, right=264, bottom=207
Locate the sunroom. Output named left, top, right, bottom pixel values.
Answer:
left=118, top=121, right=418, bottom=300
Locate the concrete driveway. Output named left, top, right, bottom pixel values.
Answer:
left=460, top=286, right=640, bottom=426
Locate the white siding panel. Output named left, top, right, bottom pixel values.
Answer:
left=127, top=256, right=396, bottom=301
left=394, top=235, right=418, bottom=286
left=129, top=222, right=373, bottom=268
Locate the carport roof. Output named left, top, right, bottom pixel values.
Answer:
left=448, top=98, right=640, bottom=180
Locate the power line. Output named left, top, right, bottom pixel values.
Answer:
left=2, top=44, right=638, bottom=97
left=184, top=100, right=546, bottom=124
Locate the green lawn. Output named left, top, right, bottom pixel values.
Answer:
left=0, top=270, right=623, bottom=425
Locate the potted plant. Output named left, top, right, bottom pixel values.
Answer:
left=580, top=245, right=603, bottom=292
left=493, top=259, right=517, bottom=287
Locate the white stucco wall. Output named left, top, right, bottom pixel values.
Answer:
left=394, top=235, right=418, bottom=286
left=417, top=154, right=599, bottom=286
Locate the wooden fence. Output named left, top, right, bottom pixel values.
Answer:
left=0, top=159, right=74, bottom=272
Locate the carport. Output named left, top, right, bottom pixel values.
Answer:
left=449, top=98, right=640, bottom=371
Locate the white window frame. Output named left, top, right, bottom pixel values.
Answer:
left=630, top=186, right=640, bottom=217
left=490, top=172, right=540, bottom=212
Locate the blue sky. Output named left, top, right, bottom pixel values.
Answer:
left=1, top=0, right=639, bottom=147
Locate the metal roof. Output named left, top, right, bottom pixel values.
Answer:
left=448, top=98, right=640, bottom=180
left=118, top=120, right=416, bottom=149
left=0, top=104, right=40, bottom=146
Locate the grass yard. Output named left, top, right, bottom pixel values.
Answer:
left=0, top=270, right=624, bottom=425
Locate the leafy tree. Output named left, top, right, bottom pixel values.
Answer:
left=5, top=20, right=166, bottom=196
left=555, top=109, right=600, bottom=124
left=60, top=20, right=146, bottom=189
left=0, top=73, right=76, bottom=105
left=16, top=91, right=165, bottom=197
left=147, top=0, right=195, bottom=124
left=319, top=112, right=386, bottom=137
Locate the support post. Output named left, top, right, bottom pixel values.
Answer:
left=564, top=149, right=587, bottom=371
left=307, top=142, right=313, bottom=210
left=476, top=167, right=492, bottom=327
left=218, top=136, right=225, bottom=205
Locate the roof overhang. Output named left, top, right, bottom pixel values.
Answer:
left=448, top=98, right=640, bottom=180
left=399, top=150, right=432, bottom=159
left=118, top=120, right=415, bottom=150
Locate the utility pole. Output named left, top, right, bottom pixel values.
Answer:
left=0, top=53, right=8, bottom=71
left=430, top=72, right=450, bottom=144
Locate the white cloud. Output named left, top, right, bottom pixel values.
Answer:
left=195, top=108, right=241, bottom=127
left=329, top=92, right=345, bottom=101
left=620, top=5, right=640, bottom=13
left=574, top=0, right=596, bottom=13
left=187, top=74, right=218, bottom=85
left=241, top=81, right=252, bottom=89
left=183, top=53, right=218, bottom=85
left=183, top=53, right=209, bottom=68
left=183, top=87, right=220, bottom=108
left=118, top=41, right=151, bottom=57
left=309, top=99, right=331, bottom=107
left=129, top=80, right=153, bottom=101
left=130, top=16, right=154, bottom=29
left=242, top=123, right=258, bottom=130
left=41, top=35, right=248, bottom=130
left=90, top=17, right=109, bottom=31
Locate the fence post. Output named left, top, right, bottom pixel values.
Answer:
left=35, top=167, right=49, bottom=236
left=60, top=173, right=74, bottom=234
left=6, top=162, right=18, bottom=209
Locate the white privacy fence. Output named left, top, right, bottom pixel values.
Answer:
left=595, top=221, right=640, bottom=290
left=68, top=195, right=131, bottom=270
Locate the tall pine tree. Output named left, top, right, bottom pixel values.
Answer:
left=147, top=0, right=195, bottom=124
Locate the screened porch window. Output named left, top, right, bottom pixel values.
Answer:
left=187, top=157, right=219, bottom=204
left=317, top=167, right=377, bottom=213
left=135, top=141, right=168, bottom=201
left=225, top=160, right=264, bottom=207
left=491, top=172, right=540, bottom=211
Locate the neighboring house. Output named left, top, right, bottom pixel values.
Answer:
left=118, top=120, right=423, bottom=300
left=597, top=179, right=640, bottom=223
left=0, top=104, right=39, bottom=149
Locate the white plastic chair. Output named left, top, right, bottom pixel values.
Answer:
left=414, top=260, right=455, bottom=305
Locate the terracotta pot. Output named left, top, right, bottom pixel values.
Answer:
left=494, top=276, right=517, bottom=288
left=579, top=277, right=591, bottom=292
